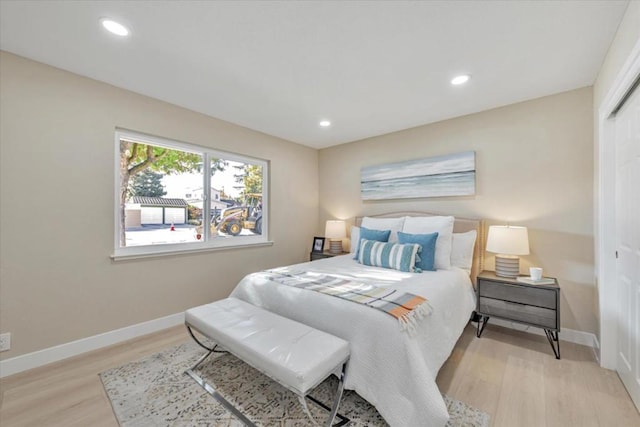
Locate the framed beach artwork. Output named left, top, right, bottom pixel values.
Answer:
left=361, top=151, right=476, bottom=200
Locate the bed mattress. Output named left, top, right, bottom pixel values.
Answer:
left=230, top=254, right=476, bottom=426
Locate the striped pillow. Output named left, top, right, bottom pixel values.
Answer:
left=357, top=239, right=422, bottom=273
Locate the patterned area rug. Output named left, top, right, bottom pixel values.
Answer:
left=100, top=341, right=489, bottom=426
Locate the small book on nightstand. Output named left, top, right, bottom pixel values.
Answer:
left=516, top=276, right=556, bottom=285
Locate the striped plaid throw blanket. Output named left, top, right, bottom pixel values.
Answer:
left=261, top=269, right=432, bottom=334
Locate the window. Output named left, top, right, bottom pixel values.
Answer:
left=113, top=130, right=269, bottom=259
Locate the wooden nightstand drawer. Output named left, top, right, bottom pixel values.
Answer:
left=479, top=297, right=557, bottom=329
left=476, top=270, right=561, bottom=358
left=479, top=280, right=556, bottom=309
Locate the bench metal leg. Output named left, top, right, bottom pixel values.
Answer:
left=185, top=325, right=350, bottom=426
left=186, top=358, right=350, bottom=427
left=187, top=326, right=227, bottom=355
left=190, top=347, right=214, bottom=372
left=185, top=325, right=256, bottom=426
left=326, top=361, right=348, bottom=427
left=298, top=395, right=320, bottom=426
left=303, top=361, right=349, bottom=426
left=185, top=367, right=257, bottom=426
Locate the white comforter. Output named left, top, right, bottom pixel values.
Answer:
left=230, top=254, right=476, bottom=426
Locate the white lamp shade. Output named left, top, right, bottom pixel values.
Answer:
left=486, top=225, right=530, bottom=255
left=325, top=220, right=346, bottom=239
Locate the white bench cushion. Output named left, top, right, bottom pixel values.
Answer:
left=185, top=297, right=349, bottom=396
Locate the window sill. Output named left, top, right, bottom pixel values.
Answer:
left=111, top=240, right=274, bottom=262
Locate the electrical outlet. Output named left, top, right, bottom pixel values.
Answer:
left=0, top=333, right=11, bottom=352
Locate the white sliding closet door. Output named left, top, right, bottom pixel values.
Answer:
left=615, top=81, right=640, bottom=410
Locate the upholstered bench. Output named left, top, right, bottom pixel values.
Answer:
left=184, top=297, right=350, bottom=426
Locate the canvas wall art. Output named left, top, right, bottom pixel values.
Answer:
left=361, top=151, right=476, bottom=200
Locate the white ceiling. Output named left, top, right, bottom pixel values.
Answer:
left=0, top=1, right=629, bottom=149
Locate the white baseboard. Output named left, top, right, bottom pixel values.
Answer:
left=487, top=318, right=598, bottom=348
left=1, top=312, right=600, bottom=378
left=0, top=312, right=184, bottom=378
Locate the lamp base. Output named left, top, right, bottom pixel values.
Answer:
left=495, top=255, right=520, bottom=278
left=328, top=239, right=343, bottom=254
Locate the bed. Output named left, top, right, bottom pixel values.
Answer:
left=230, top=212, right=484, bottom=426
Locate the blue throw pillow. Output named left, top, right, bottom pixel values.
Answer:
left=353, top=226, right=391, bottom=260
left=397, top=231, right=438, bottom=271
left=357, top=239, right=422, bottom=273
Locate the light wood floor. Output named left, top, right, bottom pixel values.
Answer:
left=1, top=323, right=638, bottom=426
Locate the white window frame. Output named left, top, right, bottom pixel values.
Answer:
left=112, top=129, right=270, bottom=260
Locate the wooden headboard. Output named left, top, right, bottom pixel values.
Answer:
left=354, top=212, right=484, bottom=285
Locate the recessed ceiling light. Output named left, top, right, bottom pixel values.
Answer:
left=319, top=120, right=331, bottom=127
left=100, top=18, right=129, bottom=37
left=451, top=74, right=471, bottom=85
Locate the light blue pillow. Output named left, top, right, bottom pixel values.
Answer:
left=397, top=231, right=438, bottom=271
left=353, top=226, right=391, bottom=259
left=357, top=239, right=422, bottom=273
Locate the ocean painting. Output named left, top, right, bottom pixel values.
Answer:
left=361, top=151, right=476, bottom=200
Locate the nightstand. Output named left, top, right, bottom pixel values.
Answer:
left=310, top=251, right=348, bottom=261
left=476, top=270, right=561, bottom=359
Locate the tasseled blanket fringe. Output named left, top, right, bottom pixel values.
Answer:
left=398, top=301, right=433, bottom=335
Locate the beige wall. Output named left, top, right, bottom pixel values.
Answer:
left=319, top=87, right=595, bottom=334
left=0, top=52, right=319, bottom=359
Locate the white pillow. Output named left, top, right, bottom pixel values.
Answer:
left=451, top=230, right=477, bottom=273
left=361, top=216, right=405, bottom=243
left=402, top=216, right=455, bottom=269
left=349, top=226, right=360, bottom=253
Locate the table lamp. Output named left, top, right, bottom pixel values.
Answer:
left=325, top=220, right=346, bottom=254
left=486, top=225, right=530, bottom=278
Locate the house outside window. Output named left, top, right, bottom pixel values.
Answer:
left=114, top=129, right=269, bottom=259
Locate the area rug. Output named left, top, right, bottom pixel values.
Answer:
left=100, top=341, right=489, bottom=426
